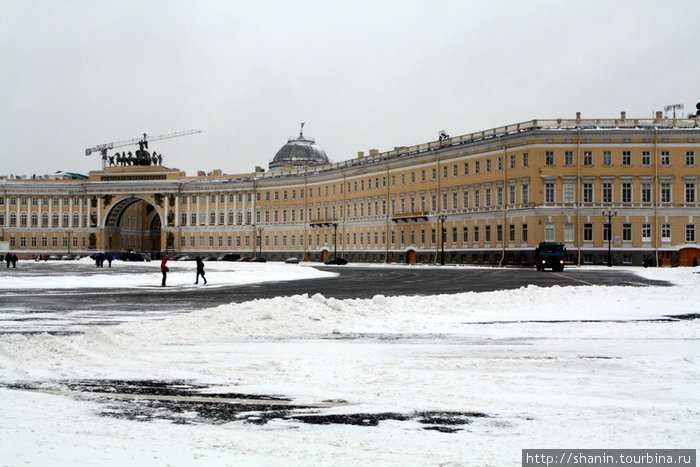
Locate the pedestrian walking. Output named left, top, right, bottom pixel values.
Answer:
left=195, top=257, right=207, bottom=284
left=11, top=254, right=17, bottom=268
left=5, top=253, right=10, bottom=268
left=160, top=258, right=169, bottom=286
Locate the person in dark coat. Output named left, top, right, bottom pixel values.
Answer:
left=195, top=257, right=207, bottom=284
left=11, top=254, right=17, bottom=268
left=161, top=258, right=169, bottom=286
left=5, top=254, right=10, bottom=268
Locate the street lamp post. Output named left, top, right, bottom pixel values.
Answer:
left=256, top=226, right=263, bottom=257
left=331, top=222, right=338, bottom=259
left=602, top=210, right=617, bottom=267
left=438, top=214, right=446, bottom=265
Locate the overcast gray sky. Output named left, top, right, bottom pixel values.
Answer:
left=2, top=0, right=698, bottom=177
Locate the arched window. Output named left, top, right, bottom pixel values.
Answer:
left=31, top=213, right=38, bottom=226
left=62, top=213, right=69, bottom=227
left=42, top=213, right=49, bottom=227
left=52, top=213, right=59, bottom=227
left=10, top=212, right=17, bottom=226
left=73, top=213, right=80, bottom=227
left=20, top=212, right=27, bottom=226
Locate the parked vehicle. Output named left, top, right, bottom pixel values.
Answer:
left=251, top=257, right=267, bottom=263
left=535, top=242, right=566, bottom=271
left=324, top=257, right=348, bottom=265
left=218, top=253, right=240, bottom=261
left=238, top=256, right=252, bottom=262
left=284, top=257, right=300, bottom=264
left=121, top=252, right=151, bottom=262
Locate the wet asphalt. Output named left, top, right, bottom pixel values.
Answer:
left=0, top=262, right=668, bottom=315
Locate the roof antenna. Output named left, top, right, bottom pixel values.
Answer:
left=300, top=122, right=305, bottom=138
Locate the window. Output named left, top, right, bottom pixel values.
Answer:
left=509, top=224, right=515, bottom=242
left=452, top=165, right=458, bottom=177
left=545, top=151, right=555, bottom=166
left=603, top=151, right=612, bottom=166
left=686, top=151, right=696, bottom=167
left=564, top=151, right=574, bottom=166
left=485, top=225, right=491, bottom=242
left=685, top=182, right=696, bottom=203
left=522, top=153, right=529, bottom=168
left=545, top=223, right=555, bottom=242
left=485, top=159, right=491, bottom=173
left=602, top=182, right=613, bottom=203
left=623, top=223, right=632, bottom=242
left=442, top=167, right=448, bottom=179
left=583, top=151, right=593, bottom=166
left=496, top=186, right=503, bottom=206
left=522, top=223, right=528, bottom=243
left=473, top=226, right=479, bottom=242
left=484, top=186, right=491, bottom=207
left=661, top=182, right=672, bottom=203
left=462, top=163, right=468, bottom=176
left=583, top=182, right=593, bottom=203
left=661, top=150, right=670, bottom=166
left=508, top=184, right=516, bottom=206
left=642, top=150, right=651, bottom=166
left=641, top=182, right=652, bottom=203
left=497, top=157, right=503, bottom=171
left=474, top=188, right=480, bottom=208
left=462, top=188, right=469, bottom=209
left=545, top=182, right=556, bottom=203
left=686, top=224, right=696, bottom=243
left=564, top=223, right=574, bottom=242
left=474, top=161, right=480, bottom=174
left=496, top=225, right=502, bottom=242
left=622, top=182, right=632, bottom=203
left=642, top=223, right=651, bottom=242
left=563, top=182, right=575, bottom=203
left=509, top=154, right=516, bottom=169
left=622, top=151, right=632, bottom=166
left=522, top=183, right=529, bottom=204
left=662, top=223, right=671, bottom=241
left=584, top=223, right=593, bottom=241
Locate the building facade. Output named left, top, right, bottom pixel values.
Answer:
left=1, top=113, right=699, bottom=266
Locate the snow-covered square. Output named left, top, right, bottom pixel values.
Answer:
left=1, top=261, right=698, bottom=465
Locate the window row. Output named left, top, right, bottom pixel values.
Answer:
left=544, top=150, right=695, bottom=167
left=544, top=180, right=697, bottom=204
left=0, top=212, right=88, bottom=228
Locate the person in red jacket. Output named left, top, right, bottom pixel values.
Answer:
left=160, top=258, right=169, bottom=286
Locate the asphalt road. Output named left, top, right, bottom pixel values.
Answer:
left=0, top=265, right=668, bottom=315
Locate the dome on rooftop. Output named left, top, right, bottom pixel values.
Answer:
left=270, top=127, right=329, bottom=170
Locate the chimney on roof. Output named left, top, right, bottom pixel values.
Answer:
left=576, top=112, right=581, bottom=120
left=357, top=151, right=364, bottom=159
left=620, top=111, right=626, bottom=120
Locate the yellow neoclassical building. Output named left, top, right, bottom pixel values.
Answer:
left=1, top=112, right=699, bottom=266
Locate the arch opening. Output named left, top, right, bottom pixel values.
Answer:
left=104, top=197, right=162, bottom=254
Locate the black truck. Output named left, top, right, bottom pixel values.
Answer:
left=535, top=242, right=566, bottom=271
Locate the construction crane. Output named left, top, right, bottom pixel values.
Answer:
left=85, top=129, right=202, bottom=168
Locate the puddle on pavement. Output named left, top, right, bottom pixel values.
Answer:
left=4, top=379, right=490, bottom=433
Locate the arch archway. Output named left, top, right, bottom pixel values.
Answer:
left=679, top=247, right=700, bottom=267
left=406, top=249, right=417, bottom=264
left=103, top=196, right=163, bottom=254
